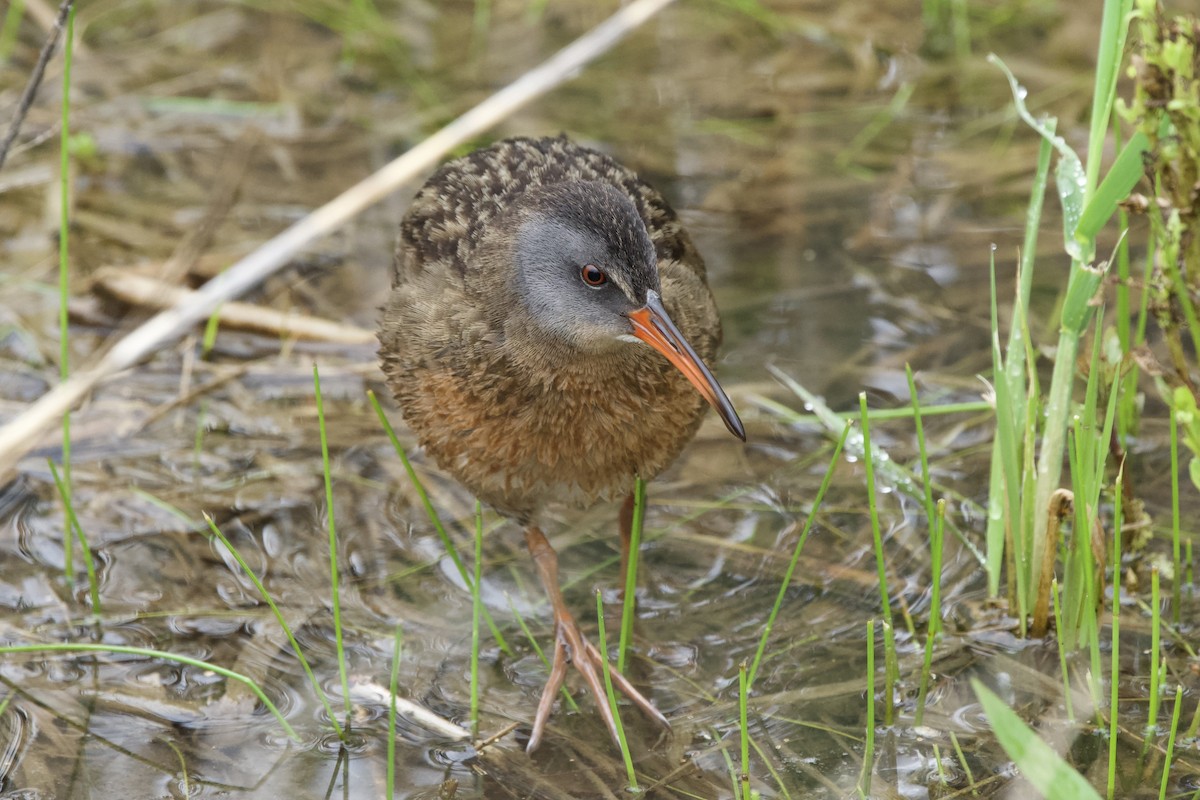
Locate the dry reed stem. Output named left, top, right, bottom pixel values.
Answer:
left=92, top=268, right=375, bottom=344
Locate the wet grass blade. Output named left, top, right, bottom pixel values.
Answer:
left=471, top=500, right=483, bottom=736
left=204, top=513, right=343, bottom=739
left=314, top=365, right=352, bottom=727
left=761, top=367, right=990, bottom=567
left=974, top=679, right=1100, bottom=800
left=387, top=624, right=403, bottom=798
left=1143, top=567, right=1162, bottom=764
left=915, top=498, right=946, bottom=726
left=617, top=476, right=646, bottom=673
left=747, top=421, right=849, bottom=688
left=905, top=364, right=936, bottom=537
left=949, top=731, right=977, bottom=795
left=720, top=728, right=743, bottom=800
left=739, top=662, right=751, bottom=800
left=1170, top=395, right=1182, bottom=623
left=1076, top=132, right=1149, bottom=248
left=1107, top=470, right=1123, bottom=800
left=861, top=619, right=876, bottom=797
left=368, top=390, right=514, bottom=657
left=1052, top=578, right=1074, bottom=722
left=860, top=393, right=897, bottom=724
left=0, top=643, right=299, bottom=740
left=1159, top=685, right=1184, bottom=800
left=595, top=589, right=636, bottom=790
left=161, top=738, right=190, bottom=798
left=1084, top=0, right=1135, bottom=197
left=747, top=737, right=790, bottom=799
left=47, top=459, right=99, bottom=612
left=986, top=132, right=1052, bottom=602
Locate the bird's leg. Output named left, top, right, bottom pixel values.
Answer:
left=523, top=525, right=669, bottom=753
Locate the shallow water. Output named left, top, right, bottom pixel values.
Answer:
left=1, top=1, right=1198, bottom=798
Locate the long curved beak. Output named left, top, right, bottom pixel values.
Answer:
left=626, top=290, right=746, bottom=441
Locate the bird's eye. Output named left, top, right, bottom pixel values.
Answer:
left=580, top=264, right=608, bottom=287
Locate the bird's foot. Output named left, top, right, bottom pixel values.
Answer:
left=526, top=608, right=669, bottom=753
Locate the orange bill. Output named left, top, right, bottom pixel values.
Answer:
left=627, top=290, right=746, bottom=441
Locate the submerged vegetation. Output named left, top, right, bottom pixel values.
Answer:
left=0, top=0, right=1197, bottom=798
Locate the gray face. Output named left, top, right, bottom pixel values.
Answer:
left=513, top=181, right=659, bottom=351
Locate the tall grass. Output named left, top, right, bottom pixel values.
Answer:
left=984, top=0, right=1144, bottom=643
left=47, top=460, right=98, bottom=610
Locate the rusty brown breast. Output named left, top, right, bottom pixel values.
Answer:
left=378, top=136, right=723, bottom=521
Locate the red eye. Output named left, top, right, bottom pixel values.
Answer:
left=581, top=264, right=607, bottom=287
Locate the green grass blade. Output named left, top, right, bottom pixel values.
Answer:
left=470, top=500, right=483, bottom=736
left=314, top=365, right=352, bottom=726
left=1052, top=578, right=1074, bottom=722
left=905, top=364, right=936, bottom=536
left=387, top=624, right=403, bottom=797
left=861, top=619, right=876, bottom=797
left=1159, top=685, right=1184, bottom=800
left=1143, top=567, right=1162, bottom=762
left=739, top=662, right=751, bottom=800
left=204, top=513, right=342, bottom=738
left=368, top=390, right=513, bottom=656
left=915, top=498, right=946, bottom=726
left=1107, top=470, right=1123, bottom=800
left=617, top=476, right=646, bottom=673
left=747, top=421, right=850, bottom=688
left=1084, top=0, right=1135, bottom=197
left=860, top=394, right=897, bottom=723
left=949, top=731, right=977, bottom=792
left=1170, top=392, right=1182, bottom=622
left=1075, top=131, right=1149, bottom=248
left=47, top=459, right=99, bottom=612
left=0, top=643, right=299, bottom=740
left=596, top=589, right=636, bottom=790
left=973, top=679, right=1101, bottom=800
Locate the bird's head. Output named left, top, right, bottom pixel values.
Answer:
left=510, top=180, right=745, bottom=441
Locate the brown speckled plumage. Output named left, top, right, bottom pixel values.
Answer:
left=377, top=135, right=741, bottom=751
left=379, top=136, right=720, bottom=520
